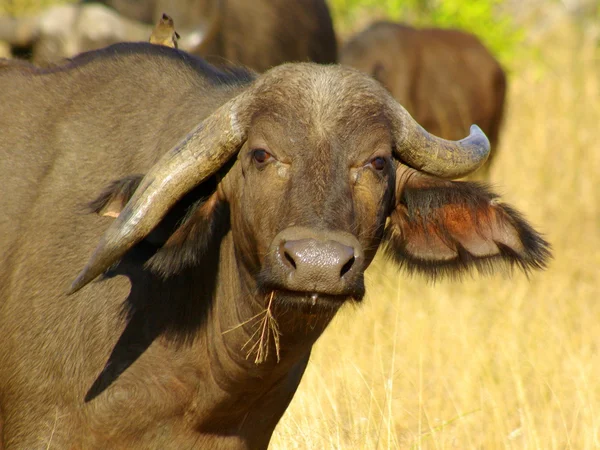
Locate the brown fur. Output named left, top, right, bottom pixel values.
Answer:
left=0, top=57, right=37, bottom=73
left=341, top=21, right=506, bottom=176
left=0, top=43, right=547, bottom=449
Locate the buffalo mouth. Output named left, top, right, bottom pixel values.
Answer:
left=256, top=263, right=366, bottom=313
left=260, top=287, right=365, bottom=314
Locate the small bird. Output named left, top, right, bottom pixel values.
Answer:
left=149, top=13, right=180, bottom=49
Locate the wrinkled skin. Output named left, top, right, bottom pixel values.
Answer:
left=0, top=43, right=549, bottom=449
left=341, top=21, right=506, bottom=177
left=226, top=76, right=395, bottom=302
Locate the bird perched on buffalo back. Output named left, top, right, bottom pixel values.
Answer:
left=149, top=13, right=180, bottom=49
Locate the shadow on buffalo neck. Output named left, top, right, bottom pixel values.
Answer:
left=85, top=178, right=229, bottom=402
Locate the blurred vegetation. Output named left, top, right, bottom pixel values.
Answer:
left=0, top=0, right=75, bottom=16
left=330, top=0, right=525, bottom=68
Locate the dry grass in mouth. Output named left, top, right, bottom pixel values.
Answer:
left=224, top=291, right=281, bottom=364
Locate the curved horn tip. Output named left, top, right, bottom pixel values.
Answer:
left=67, top=243, right=119, bottom=295
left=468, top=124, right=491, bottom=148
left=67, top=272, right=89, bottom=295
left=67, top=265, right=99, bottom=295
left=470, top=124, right=483, bottom=134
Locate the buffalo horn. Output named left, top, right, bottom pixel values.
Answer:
left=388, top=100, right=490, bottom=179
left=68, top=93, right=251, bottom=294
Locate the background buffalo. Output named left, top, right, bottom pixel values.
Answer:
left=100, top=0, right=338, bottom=71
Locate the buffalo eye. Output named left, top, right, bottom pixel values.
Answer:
left=370, top=156, right=386, bottom=171
left=252, top=149, right=272, bottom=165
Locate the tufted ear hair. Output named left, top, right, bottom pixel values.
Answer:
left=88, top=175, right=144, bottom=218
left=88, top=175, right=226, bottom=278
left=144, top=189, right=227, bottom=277
left=383, top=165, right=551, bottom=279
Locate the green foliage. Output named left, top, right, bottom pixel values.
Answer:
left=330, top=0, right=524, bottom=68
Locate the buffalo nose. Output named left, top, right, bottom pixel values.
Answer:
left=268, top=227, right=365, bottom=296
left=280, top=238, right=357, bottom=284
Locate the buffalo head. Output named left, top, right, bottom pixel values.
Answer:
left=71, top=63, right=548, bottom=312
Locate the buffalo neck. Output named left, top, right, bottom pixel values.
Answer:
left=169, top=232, right=336, bottom=441
left=201, top=232, right=336, bottom=393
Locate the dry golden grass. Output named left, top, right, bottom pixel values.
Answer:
left=271, top=26, right=600, bottom=450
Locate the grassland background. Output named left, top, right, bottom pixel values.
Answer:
left=1, top=0, right=599, bottom=448
left=270, top=3, right=600, bottom=450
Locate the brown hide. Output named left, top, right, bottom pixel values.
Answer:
left=0, top=58, right=37, bottom=72
left=340, top=21, right=506, bottom=176
left=0, top=43, right=547, bottom=449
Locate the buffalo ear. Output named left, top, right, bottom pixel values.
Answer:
left=383, top=168, right=551, bottom=279
left=372, top=62, right=386, bottom=85
left=88, top=175, right=144, bottom=218
left=144, top=190, right=227, bottom=277
left=88, top=175, right=227, bottom=277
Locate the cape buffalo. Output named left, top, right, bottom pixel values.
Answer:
left=340, top=21, right=507, bottom=176
left=0, top=43, right=549, bottom=449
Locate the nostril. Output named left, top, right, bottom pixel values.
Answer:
left=283, top=250, right=297, bottom=270
left=340, top=255, right=355, bottom=278
left=281, top=238, right=358, bottom=280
